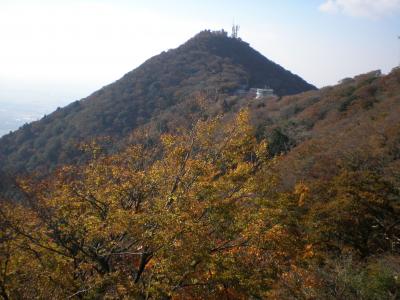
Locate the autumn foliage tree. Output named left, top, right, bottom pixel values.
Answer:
left=1, top=107, right=399, bottom=299
left=0, top=110, right=304, bottom=299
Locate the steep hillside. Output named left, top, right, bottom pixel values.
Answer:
left=249, top=68, right=400, bottom=188
left=0, top=30, right=315, bottom=174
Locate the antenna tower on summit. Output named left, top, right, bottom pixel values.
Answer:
left=231, top=22, right=240, bottom=39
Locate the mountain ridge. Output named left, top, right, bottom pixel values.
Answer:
left=0, top=30, right=315, bottom=174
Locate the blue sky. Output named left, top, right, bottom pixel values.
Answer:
left=0, top=0, right=400, bottom=112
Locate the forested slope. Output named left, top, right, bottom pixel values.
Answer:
left=1, top=102, right=399, bottom=298
left=0, top=30, right=315, bottom=174
left=250, top=69, right=400, bottom=188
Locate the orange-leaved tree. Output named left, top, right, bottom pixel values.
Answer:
left=0, top=110, right=304, bottom=299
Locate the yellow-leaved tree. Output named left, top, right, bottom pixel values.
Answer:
left=0, top=110, right=304, bottom=299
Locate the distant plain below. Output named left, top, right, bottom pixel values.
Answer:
left=0, top=102, right=46, bottom=137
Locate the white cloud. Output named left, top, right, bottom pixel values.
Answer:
left=319, top=0, right=400, bottom=18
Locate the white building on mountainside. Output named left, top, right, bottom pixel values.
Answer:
left=255, top=88, right=274, bottom=99
left=248, top=87, right=275, bottom=99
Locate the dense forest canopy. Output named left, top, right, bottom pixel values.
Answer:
left=1, top=107, right=399, bottom=299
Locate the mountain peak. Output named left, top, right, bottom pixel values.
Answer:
left=177, top=29, right=316, bottom=95
left=184, top=29, right=243, bottom=46
left=0, top=30, right=315, bottom=174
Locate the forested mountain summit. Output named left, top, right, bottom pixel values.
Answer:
left=0, top=30, right=315, bottom=174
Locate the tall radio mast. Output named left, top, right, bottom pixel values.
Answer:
left=231, top=22, right=240, bottom=39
